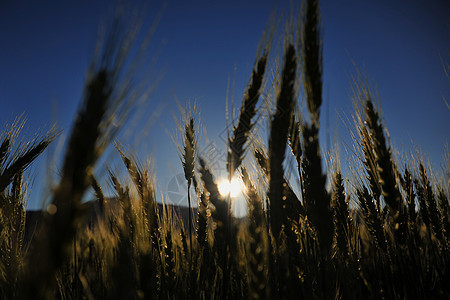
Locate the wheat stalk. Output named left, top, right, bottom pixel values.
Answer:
left=198, top=158, right=230, bottom=249
left=299, top=0, right=334, bottom=255
left=21, top=13, right=145, bottom=297
left=268, top=43, right=297, bottom=239
left=227, top=53, right=268, bottom=177
left=181, top=116, right=196, bottom=269
left=198, top=157, right=233, bottom=295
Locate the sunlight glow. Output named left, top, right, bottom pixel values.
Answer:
left=217, top=178, right=245, bottom=198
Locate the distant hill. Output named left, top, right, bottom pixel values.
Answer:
left=25, top=200, right=198, bottom=243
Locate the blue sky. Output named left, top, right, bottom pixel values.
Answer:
left=0, top=0, right=448, bottom=213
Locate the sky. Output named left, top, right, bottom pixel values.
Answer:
left=0, top=0, right=449, bottom=215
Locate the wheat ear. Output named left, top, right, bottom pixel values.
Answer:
left=268, top=43, right=297, bottom=238
left=331, top=171, right=351, bottom=257
left=182, top=117, right=196, bottom=267
left=419, top=163, right=443, bottom=239
left=227, top=54, right=268, bottom=176
left=21, top=15, right=143, bottom=296
left=241, top=168, right=268, bottom=299
left=299, top=0, right=334, bottom=255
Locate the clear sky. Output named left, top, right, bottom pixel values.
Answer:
left=1, top=0, right=449, bottom=214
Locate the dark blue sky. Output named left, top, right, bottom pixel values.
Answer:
left=1, top=0, right=448, bottom=211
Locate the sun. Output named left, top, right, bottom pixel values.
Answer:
left=217, top=178, right=245, bottom=198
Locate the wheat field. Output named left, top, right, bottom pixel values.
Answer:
left=0, top=0, right=449, bottom=299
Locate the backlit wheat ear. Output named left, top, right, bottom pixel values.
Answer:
left=254, top=148, right=269, bottom=175
left=288, top=113, right=302, bottom=165
left=183, top=117, right=196, bottom=185
left=360, top=125, right=381, bottom=209
left=268, top=43, right=297, bottom=239
left=288, top=113, right=304, bottom=199
left=109, top=170, right=127, bottom=199
left=287, top=113, right=307, bottom=221
left=302, top=119, right=334, bottom=253
left=0, top=138, right=10, bottom=169
left=254, top=147, right=305, bottom=223
left=111, top=212, right=139, bottom=299
left=198, top=157, right=233, bottom=295
left=181, top=115, right=196, bottom=268
left=415, top=177, right=431, bottom=231
left=0, top=162, right=26, bottom=298
left=419, top=162, right=443, bottom=239
left=196, top=191, right=208, bottom=247
left=115, top=142, right=150, bottom=201
left=192, top=172, right=208, bottom=249
left=363, top=99, right=407, bottom=242
left=437, top=188, right=450, bottom=241
left=299, top=0, right=334, bottom=255
left=227, top=53, right=268, bottom=177
left=402, top=167, right=416, bottom=228
left=331, top=171, right=351, bottom=257
left=0, top=127, right=58, bottom=193
left=241, top=168, right=269, bottom=299
left=364, top=101, right=402, bottom=209
left=21, top=12, right=146, bottom=297
left=198, top=157, right=230, bottom=245
left=90, top=175, right=105, bottom=211
left=301, top=0, right=323, bottom=125
left=164, top=229, right=176, bottom=297
left=23, top=67, right=114, bottom=298
left=357, top=186, right=387, bottom=252
left=11, top=169, right=23, bottom=203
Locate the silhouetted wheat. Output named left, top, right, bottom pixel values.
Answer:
left=227, top=53, right=268, bottom=177
left=241, top=168, right=268, bottom=299
left=331, top=171, right=351, bottom=257
left=268, top=43, right=297, bottom=239
left=0, top=1, right=448, bottom=299
left=299, top=0, right=334, bottom=256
